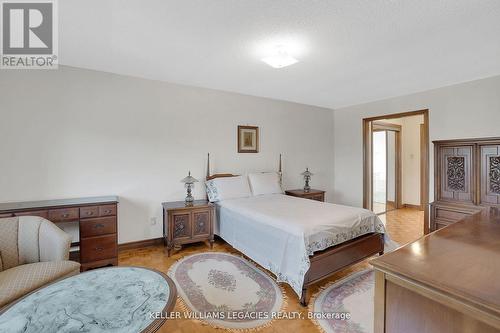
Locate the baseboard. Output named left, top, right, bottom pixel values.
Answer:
left=403, top=203, right=424, bottom=211
left=118, top=237, right=163, bottom=252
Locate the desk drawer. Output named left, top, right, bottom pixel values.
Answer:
left=14, top=210, right=49, bottom=219
left=434, top=219, right=452, bottom=230
left=434, top=208, right=471, bottom=222
left=310, top=194, right=324, bottom=201
left=80, top=216, right=116, bottom=237
left=0, top=213, right=14, bottom=218
left=80, top=234, right=117, bottom=262
left=80, top=206, right=99, bottom=218
left=99, top=204, right=116, bottom=217
left=49, top=208, right=79, bottom=222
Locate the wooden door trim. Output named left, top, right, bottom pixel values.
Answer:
left=395, top=130, right=402, bottom=209
left=363, top=109, right=430, bottom=234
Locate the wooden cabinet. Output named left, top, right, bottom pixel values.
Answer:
left=0, top=196, right=119, bottom=271
left=431, top=138, right=500, bottom=231
left=480, top=145, right=500, bottom=205
left=162, top=200, right=214, bottom=257
left=285, top=189, right=325, bottom=202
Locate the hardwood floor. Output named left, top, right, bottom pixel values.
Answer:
left=379, top=207, right=424, bottom=245
left=118, top=208, right=423, bottom=333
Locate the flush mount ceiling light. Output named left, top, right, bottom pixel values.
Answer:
left=261, top=45, right=299, bottom=69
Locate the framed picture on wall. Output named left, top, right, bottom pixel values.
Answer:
left=238, top=125, right=259, bottom=153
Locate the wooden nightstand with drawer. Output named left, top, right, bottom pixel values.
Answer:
left=162, top=200, right=214, bottom=257
left=285, top=189, right=325, bottom=202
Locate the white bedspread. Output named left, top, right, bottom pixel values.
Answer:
left=215, top=194, right=389, bottom=297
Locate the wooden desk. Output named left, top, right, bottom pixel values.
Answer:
left=0, top=196, right=119, bottom=271
left=371, top=207, right=500, bottom=333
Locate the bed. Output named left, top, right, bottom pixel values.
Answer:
left=206, top=154, right=388, bottom=306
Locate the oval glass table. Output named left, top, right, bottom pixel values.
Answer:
left=0, top=266, right=176, bottom=333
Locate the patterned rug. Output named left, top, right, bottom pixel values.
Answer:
left=167, top=252, right=284, bottom=330
left=310, top=269, right=374, bottom=333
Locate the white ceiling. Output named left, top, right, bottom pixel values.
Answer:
left=60, top=0, right=500, bottom=109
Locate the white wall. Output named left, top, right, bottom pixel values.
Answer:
left=0, top=66, right=334, bottom=243
left=333, top=74, right=500, bottom=207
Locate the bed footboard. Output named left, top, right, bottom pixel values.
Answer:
left=300, top=232, right=384, bottom=306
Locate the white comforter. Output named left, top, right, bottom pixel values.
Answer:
left=215, top=194, right=389, bottom=297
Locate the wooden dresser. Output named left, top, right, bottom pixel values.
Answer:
left=285, top=189, right=325, bottom=202
left=0, top=196, right=119, bottom=271
left=371, top=207, right=500, bottom=333
left=431, top=137, right=500, bottom=231
left=162, top=200, right=214, bottom=257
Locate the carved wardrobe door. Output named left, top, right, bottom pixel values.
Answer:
left=480, top=145, right=500, bottom=206
left=439, top=146, right=474, bottom=203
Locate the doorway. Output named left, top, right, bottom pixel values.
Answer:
left=363, top=109, right=429, bottom=234
left=371, top=122, right=401, bottom=214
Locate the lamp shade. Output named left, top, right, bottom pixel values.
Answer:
left=301, top=168, right=313, bottom=177
left=180, top=171, right=199, bottom=184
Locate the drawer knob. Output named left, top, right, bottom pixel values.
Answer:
left=86, top=211, right=94, bottom=215
left=62, top=213, right=69, bottom=218
left=93, top=223, right=105, bottom=229
left=94, top=247, right=104, bottom=251
left=104, top=210, right=111, bottom=214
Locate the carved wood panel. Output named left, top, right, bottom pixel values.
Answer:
left=446, top=157, right=466, bottom=192
left=172, top=213, right=191, bottom=239
left=480, top=145, right=500, bottom=205
left=439, top=146, right=473, bottom=203
left=192, top=211, right=210, bottom=236
left=490, top=157, right=500, bottom=194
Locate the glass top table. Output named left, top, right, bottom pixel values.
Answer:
left=0, top=267, right=177, bottom=333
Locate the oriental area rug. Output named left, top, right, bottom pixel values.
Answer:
left=168, top=252, right=284, bottom=330
left=310, top=269, right=375, bottom=333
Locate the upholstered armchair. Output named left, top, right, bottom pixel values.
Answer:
left=0, top=216, right=81, bottom=308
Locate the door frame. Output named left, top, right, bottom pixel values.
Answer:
left=372, top=121, right=402, bottom=212
left=363, top=109, right=430, bottom=234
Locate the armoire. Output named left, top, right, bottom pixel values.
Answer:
left=431, top=137, right=500, bottom=231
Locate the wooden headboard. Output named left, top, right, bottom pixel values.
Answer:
left=205, top=153, right=282, bottom=184
left=206, top=173, right=238, bottom=181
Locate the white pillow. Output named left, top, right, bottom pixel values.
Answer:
left=205, top=176, right=252, bottom=202
left=248, top=172, right=283, bottom=196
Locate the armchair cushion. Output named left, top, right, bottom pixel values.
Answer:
left=0, top=217, right=19, bottom=270
left=0, top=261, right=80, bottom=308
left=39, top=218, right=72, bottom=262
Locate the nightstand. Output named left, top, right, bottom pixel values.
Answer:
left=162, top=200, right=214, bottom=257
left=285, top=189, right=325, bottom=202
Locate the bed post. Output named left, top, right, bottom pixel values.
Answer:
left=300, top=285, right=309, bottom=306
left=205, top=153, right=210, bottom=201
left=206, top=152, right=210, bottom=181
left=278, top=153, right=283, bottom=187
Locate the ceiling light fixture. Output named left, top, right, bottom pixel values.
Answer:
left=261, top=45, right=298, bottom=69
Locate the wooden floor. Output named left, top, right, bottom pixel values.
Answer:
left=119, top=208, right=424, bottom=333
